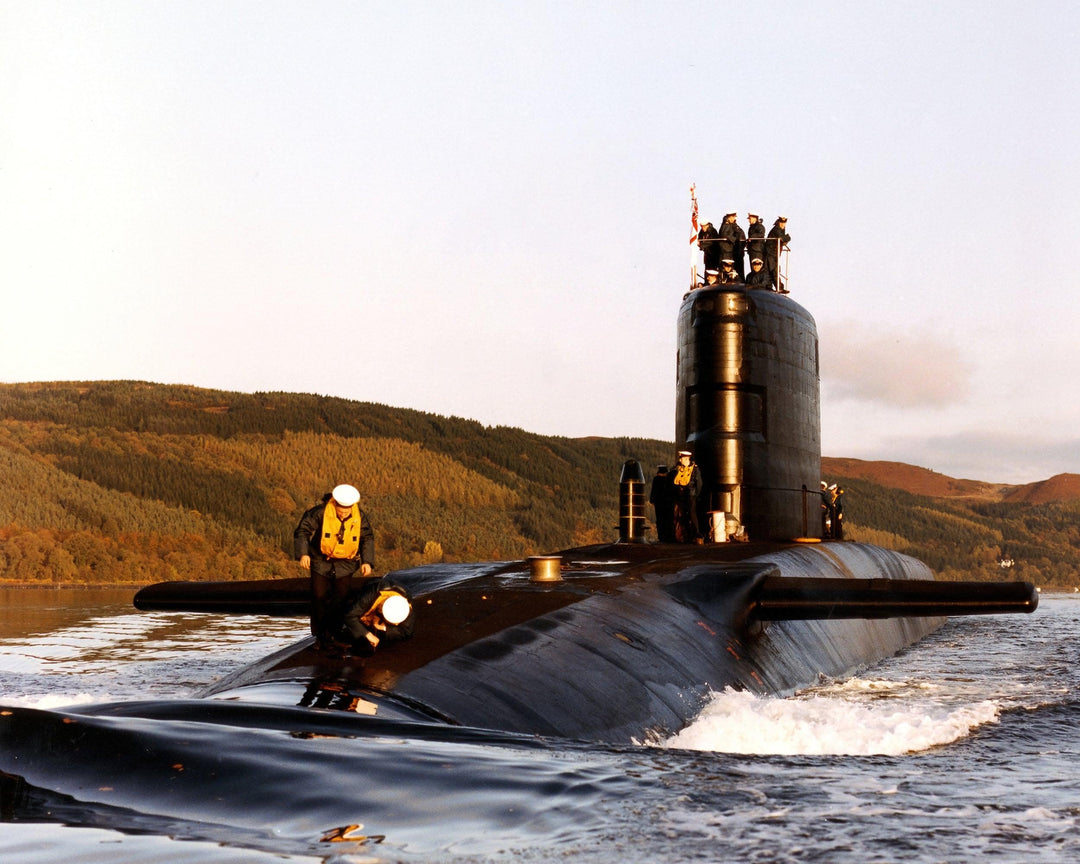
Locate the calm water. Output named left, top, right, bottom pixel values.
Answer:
left=1, top=587, right=1077, bottom=863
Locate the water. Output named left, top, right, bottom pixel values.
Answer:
left=1, top=587, right=1077, bottom=862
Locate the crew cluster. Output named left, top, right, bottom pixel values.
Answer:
left=697, top=213, right=790, bottom=292
left=820, top=481, right=845, bottom=540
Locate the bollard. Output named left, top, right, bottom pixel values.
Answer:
left=618, top=459, right=647, bottom=543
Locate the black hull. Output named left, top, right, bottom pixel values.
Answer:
left=188, top=541, right=944, bottom=743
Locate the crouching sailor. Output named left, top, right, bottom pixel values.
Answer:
left=342, top=579, right=415, bottom=656
left=294, top=483, right=375, bottom=650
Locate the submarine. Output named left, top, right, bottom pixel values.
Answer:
left=126, top=282, right=1037, bottom=745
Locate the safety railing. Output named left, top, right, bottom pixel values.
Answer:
left=690, top=237, right=790, bottom=293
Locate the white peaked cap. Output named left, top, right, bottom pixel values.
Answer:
left=381, top=593, right=411, bottom=625
left=331, top=484, right=360, bottom=507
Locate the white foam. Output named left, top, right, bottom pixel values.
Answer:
left=3, top=692, right=115, bottom=710
left=662, top=686, right=1000, bottom=756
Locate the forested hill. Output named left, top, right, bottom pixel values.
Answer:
left=0, top=381, right=671, bottom=585
left=2, top=381, right=1078, bottom=589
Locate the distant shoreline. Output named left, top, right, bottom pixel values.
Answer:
left=0, top=582, right=148, bottom=590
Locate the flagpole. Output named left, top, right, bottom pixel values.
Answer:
left=689, top=184, right=699, bottom=290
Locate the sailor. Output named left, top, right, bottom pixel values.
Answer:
left=821, top=482, right=841, bottom=539
left=745, top=257, right=771, bottom=288
left=718, top=213, right=746, bottom=280
left=746, top=213, right=766, bottom=264
left=703, top=268, right=721, bottom=286
left=720, top=259, right=742, bottom=284
left=293, top=483, right=375, bottom=650
left=819, top=480, right=832, bottom=537
left=766, top=216, right=791, bottom=292
left=832, top=485, right=845, bottom=540
left=649, top=465, right=675, bottom=542
left=697, top=220, right=721, bottom=272
left=670, top=450, right=703, bottom=543
left=341, top=578, right=415, bottom=655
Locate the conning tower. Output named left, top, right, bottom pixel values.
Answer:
left=676, top=286, right=820, bottom=541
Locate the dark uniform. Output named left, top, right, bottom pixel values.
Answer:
left=821, top=482, right=843, bottom=538
left=294, top=491, right=375, bottom=645
left=746, top=258, right=771, bottom=288
left=819, top=481, right=832, bottom=537
left=342, top=577, right=415, bottom=655
left=766, top=217, right=791, bottom=292
left=719, top=213, right=745, bottom=279
left=720, top=260, right=742, bottom=284
left=649, top=465, right=674, bottom=542
left=670, top=454, right=702, bottom=543
left=698, top=222, right=721, bottom=271
left=746, top=214, right=766, bottom=263
left=832, top=487, right=845, bottom=540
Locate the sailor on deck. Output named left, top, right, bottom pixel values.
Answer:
left=649, top=465, right=675, bottom=542
left=767, top=216, right=791, bottom=292
left=832, top=485, right=845, bottom=540
left=342, top=578, right=415, bottom=655
left=745, top=257, right=771, bottom=288
left=671, top=450, right=703, bottom=543
left=719, top=213, right=746, bottom=280
left=294, top=483, right=375, bottom=649
left=720, top=259, right=742, bottom=284
left=746, top=213, right=765, bottom=264
left=698, top=220, right=721, bottom=272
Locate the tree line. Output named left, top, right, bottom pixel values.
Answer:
left=1, top=381, right=1077, bottom=588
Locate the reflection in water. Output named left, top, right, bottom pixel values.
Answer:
left=0, top=590, right=308, bottom=707
left=0, top=588, right=137, bottom=639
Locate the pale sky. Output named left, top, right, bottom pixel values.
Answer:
left=2, top=2, right=1078, bottom=484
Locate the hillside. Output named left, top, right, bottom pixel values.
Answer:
left=1, top=381, right=1078, bottom=589
left=0, top=381, right=670, bottom=584
left=1002, top=473, right=1080, bottom=505
left=821, top=457, right=1007, bottom=500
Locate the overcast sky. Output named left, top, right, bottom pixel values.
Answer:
left=3, top=2, right=1078, bottom=484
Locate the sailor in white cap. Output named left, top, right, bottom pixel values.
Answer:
left=720, top=212, right=746, bottom=280
left=698, top=219, right=721, bottom=271
left=720, top=258, right=741, bottom=284
left=342, top=579, right=416, bottom=655
left=671, top=450, right=703, bottom=543
left=831, top=484, right=845, bottom=540
left=746, top=213, right=765, bottom=263
left=767, top=216, right=791, bottom=292
left=820, top=481, right=832, bottom=537
left=746, top=256, right=771, bottom=288
left=293, top=483, right=376, bottom=650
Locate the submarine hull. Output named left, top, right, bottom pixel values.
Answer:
left=173, top=541, right=943, bottom=743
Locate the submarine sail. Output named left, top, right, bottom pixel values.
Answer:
left=677, top=286, right=821, bottom=541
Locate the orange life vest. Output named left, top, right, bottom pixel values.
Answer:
left=672, top=465, right=695, bottom=486
left=319, top=502, right=363, bottom=559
